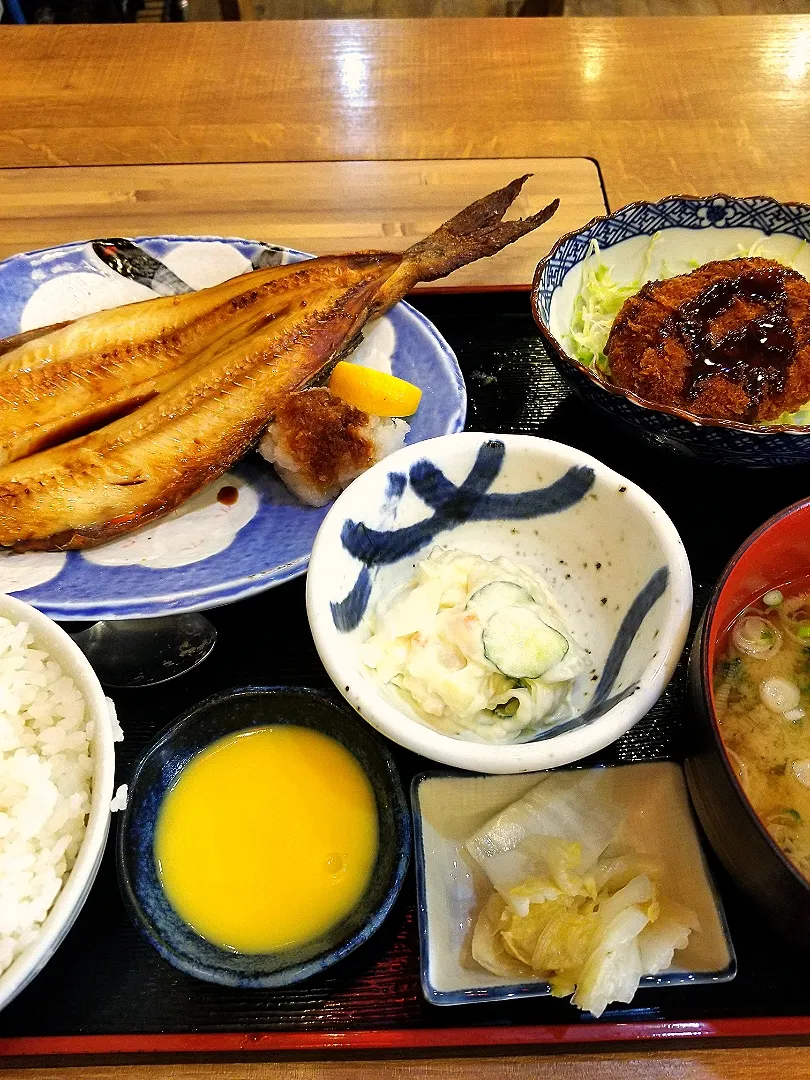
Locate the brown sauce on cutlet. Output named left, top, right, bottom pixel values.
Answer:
left=662, top=264, right=795, bottom=418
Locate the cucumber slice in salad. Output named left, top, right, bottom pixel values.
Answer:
left=482, top=606, right=569, bottom=679
left=467, top=581, right=533, bottom=621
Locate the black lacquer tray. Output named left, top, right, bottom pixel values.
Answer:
left=4, top=293, right=810, bottom=1058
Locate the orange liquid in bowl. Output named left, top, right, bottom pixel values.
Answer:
left=154, top=726, right=379, bottom=953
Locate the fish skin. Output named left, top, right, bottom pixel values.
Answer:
left=0, top=321, right=73, bottom=359
left=0, top=176, right=558, bottom=551
left=0, top=255, right=400, bottom=551
left=251, top=245, right=287, bottom=271
left=0, top=256, right=383, bottom=467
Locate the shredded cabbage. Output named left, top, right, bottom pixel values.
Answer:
left=466, top=772, right=698, bottom=1017
left=565, top=239, right=654, bottom=373
left=769, top=402, right=810, bottom=427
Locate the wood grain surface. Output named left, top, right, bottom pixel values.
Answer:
left=2, top=17, right=810, bottom=208
left=185, top=0, right=810, bottom=18
left=566, top=0, right=810, bottom=11
left=4, top=1047, right=810, bottom=1078
left=0, top=158, right=605, bottom=284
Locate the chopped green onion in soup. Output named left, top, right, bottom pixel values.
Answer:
left=714, top=587, right=810, bottom=879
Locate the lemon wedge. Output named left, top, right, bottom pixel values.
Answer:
left=328, top=362, right=422, bottom=417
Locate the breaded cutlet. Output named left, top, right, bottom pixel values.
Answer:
left=605, top=257, right=810, bottom=423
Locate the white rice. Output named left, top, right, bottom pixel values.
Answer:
left=110, top=784, right=128, bottom=813
left=0, top=616, right=92, bottom=976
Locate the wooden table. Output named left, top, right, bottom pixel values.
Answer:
left=0, top=157, right=607, bottom=283
left=2, top=14, right=810, bottom=1079
left=4, top=1048, right=810, bottom=1079
left=1, top=17, right=810, bottom=204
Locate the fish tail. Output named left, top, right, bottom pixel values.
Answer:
left=370, top=175, right=559, bottom=314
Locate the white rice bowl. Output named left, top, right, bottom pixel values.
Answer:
left=0, top=593, right=114, bottom=1012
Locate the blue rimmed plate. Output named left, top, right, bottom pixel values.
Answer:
left=0, top=236, right=466, bottom=620
left=411, top=763, right=736, bottom=1008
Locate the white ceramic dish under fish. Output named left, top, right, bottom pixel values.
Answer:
left=411, top=762, right=736, bottom=1007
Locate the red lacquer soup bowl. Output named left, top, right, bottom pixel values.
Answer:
left=686, top=497, right=810, bottom=945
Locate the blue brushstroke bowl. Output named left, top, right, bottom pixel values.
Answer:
left=532, top=194, right=810, bottom=466
left=116, top=686, right=410, bottom=987
left=307, top=432, right=692, bottom=774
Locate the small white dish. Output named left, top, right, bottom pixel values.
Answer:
left=307, top=432, right=692, bottom=773
left=0, top=594, right=116, bottom=1012
left=411, top=762, right=736, bottom=1007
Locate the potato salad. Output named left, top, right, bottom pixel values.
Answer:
left=359, top=547, right=587, bottom=742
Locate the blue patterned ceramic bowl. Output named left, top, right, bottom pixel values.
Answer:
left=306, top=433, right=692, bottom=774
left=532, top=194, right=810, bottom=466
left=116, top=687, right=410, bottom=987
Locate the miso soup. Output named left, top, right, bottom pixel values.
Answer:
left=713, top=585, right=810, bottom=879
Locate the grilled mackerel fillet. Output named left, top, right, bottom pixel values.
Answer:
left=0, top=176, right=557, bottom=551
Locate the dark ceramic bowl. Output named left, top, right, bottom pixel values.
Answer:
left=117, top=686, right=411, bottom=986
left=686, top=498, right=810, bottom=945
left=531, top=193, right=810, bottom=467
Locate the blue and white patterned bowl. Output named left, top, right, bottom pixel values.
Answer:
left=117, top=686, right=410, bottom=987
left=531, top=194, right=810, bottom=467
left=306, top=433, right=693, bottom=774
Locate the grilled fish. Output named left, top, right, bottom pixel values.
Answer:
left=0, top=258, right=362, bottom=468
left=0, top=176, right=557, bottom=551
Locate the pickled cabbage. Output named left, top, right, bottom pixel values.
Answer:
left=466, top=772, right=698, bottom=1017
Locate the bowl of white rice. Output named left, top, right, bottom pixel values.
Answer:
left=0, top=593, right=115, bottom=1012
